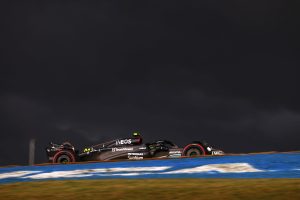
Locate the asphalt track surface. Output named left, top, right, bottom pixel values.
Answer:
left=0, top=152, right=300, bottom=184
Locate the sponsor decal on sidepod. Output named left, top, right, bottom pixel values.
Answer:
left=112, top=147, right=133, bottom=152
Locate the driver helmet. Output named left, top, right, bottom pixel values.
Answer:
left=132, top=132, right=141, bottom=137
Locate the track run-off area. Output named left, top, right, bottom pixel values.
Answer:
left=0, top=152, right=300, bottom=184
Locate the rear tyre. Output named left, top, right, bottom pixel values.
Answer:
left=53, top=151, right=75, bottom=164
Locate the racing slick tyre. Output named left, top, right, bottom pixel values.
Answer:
left=183, top=144, right=206, bottom=157
left=53, top=150, right=76, bottom=164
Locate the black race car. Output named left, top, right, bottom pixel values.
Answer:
left=46, top=135, right=224, bottom=163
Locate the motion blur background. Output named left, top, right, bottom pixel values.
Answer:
left=0, top=1, right=299, bottom=165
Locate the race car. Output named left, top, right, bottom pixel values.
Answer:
left=46, top=133, right=224, bottom=163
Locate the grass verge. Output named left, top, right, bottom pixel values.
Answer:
left=0, top=179, right=299, bottom=200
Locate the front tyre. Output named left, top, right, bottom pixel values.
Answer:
left=183, top=144, right=206, bottom=157
left=53, top=151, right=76, bottom=164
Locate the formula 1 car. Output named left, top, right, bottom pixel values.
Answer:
left=46, top=134, right=224, bottom=163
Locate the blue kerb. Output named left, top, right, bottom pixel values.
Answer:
left=0, top=153, right=299, bottom=184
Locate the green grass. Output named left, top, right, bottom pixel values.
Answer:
left=0, top=179, right=299, bottom=200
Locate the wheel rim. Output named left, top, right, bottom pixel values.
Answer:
left=57, top=155, right=71, bottom=164
left=189, top=151, right=198, bottom=157
left=186, top=148, right=202, bottom=157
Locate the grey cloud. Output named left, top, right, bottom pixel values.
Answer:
left=1, top=0, right=300, bottom=165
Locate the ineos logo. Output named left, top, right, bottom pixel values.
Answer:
left=116, top=139, right=132, bottom=145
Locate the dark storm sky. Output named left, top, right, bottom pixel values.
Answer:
left=0, top=1, right=300, bottom=165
